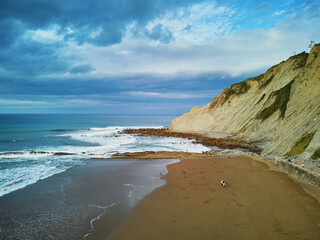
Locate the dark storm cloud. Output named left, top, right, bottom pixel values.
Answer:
left=0, top=0, right=206, bottom=48
left=0, top=19, right=25, bottom=47
left=0, top=70, right=245, bottom=97
left=0, top=0, right=207, bottom=80
left=0, top=40, right=69, bottom=75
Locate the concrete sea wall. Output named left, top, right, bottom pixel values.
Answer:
left=272, top=158, right=320, bottom=189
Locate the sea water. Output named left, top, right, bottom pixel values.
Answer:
left=0, top=114, right=212, bottom=198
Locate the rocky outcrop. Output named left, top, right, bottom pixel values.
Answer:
left=169, top=44, right=320, bottom=158
left=120, top=128, right=262, bottom=153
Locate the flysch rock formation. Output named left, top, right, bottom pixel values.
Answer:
left=169, top=44, right=320, bottom=159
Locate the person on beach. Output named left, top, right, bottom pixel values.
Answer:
left=221, top=180, right=226, bottom=187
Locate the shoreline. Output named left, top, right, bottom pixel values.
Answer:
left=1, top=150, right=319, bottom=239
left=107, top=155, right=320, bottom=240
left=113, top=150, right=320, bottom=199
left=114, top=127, right=320, bottom=189
left=0, top=158, right=176, bottom=240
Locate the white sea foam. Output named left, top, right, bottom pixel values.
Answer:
left=0, top=126, right=212, bottom=197
left=84, top=201, right=119, bottom=240
left=0, top=159, right=83, bottom=197
left=124, top=183, right=145, bottom=198
left=58, top=126, right=212, bottom=156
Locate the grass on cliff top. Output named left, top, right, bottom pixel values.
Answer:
left=256, top=80, right=294, bottom=121
left=289, top=52, right=309, bottom=69
left=311, top=147, right=320, bottom=160
left=210, top=73, right=265, bottom=108
left=286, top=132, right=315, bottom=156
left=221, top=81, right=251, bottom=104
left=248, top=73, right=265, bottom=82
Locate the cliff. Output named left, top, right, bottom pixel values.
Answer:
left=169, top=44, right=320, bottom=158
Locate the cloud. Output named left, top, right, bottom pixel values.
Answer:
left=273, top=10, right=285, bottom=16
left=69, top=64, right=95, bottom=74
left=1, top=0, right=320, bottom=114
left=61, top=98, right=115, bottom=106
left=2, top=0, right=317, bottom=79
left=252, top=2, right=272, bottom=12
left=26, top=25, right=64, bottom=44
left=141, top=2, right=237, bottom=43
left=127, top=90, right=221, bottom=99
left=0, top=70, right=238, bottom=96
left=145, top=24, right=174, bottom=44
left=0, top=99, right=47, bottom=105
left=0, top=0, right=213, bottom=78
left=62, top=16, right=319, bottom=78
left=0, top=19, right=25, bottom=47
left=0, top=40, right=69, bottom=75
left=0, top=0, right=208, bottom=48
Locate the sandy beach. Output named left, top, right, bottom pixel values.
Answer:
left=108, top=156, right=320, bottom=240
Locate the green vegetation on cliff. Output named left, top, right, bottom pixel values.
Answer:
left=259, top=75, right=274, bottom=89
left=211, top=73, right=265, bottom=108
left=222, top=81, right=250, bottom=104
left=256, top=80, right=294, bottom=121
left=256, top=93, right=266, bottom=104
left=311, top=147, right=320, bottom=160
left=249, top=73, right=265, bottom=82
left=286, top=132, right=315, bottom=156
left=289, top=52, right=309, bottom=69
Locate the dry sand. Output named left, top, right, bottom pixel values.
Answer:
left=107, top=156, right=320, bottom=240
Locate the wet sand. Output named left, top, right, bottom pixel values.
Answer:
left=108, top=156, right=320, bottom=240
left=0, top=159, right=177, bottom=240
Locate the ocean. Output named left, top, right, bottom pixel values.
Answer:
left=0, top=114, right=212, bottom=239
left=0, top=114, right=211, bottom=198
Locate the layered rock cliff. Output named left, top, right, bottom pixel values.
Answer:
left=169, top=44, right=320, bottom=158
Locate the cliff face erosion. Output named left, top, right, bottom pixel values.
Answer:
left=169, top=44, right=320, bottom=158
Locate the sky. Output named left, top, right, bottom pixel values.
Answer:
left=0, top=0, right=319, bottom=114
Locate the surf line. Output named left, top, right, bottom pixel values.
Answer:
left=83, top=201, right=120, bottom=240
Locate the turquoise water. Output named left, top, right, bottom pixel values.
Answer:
left=0, top=114, right=212, bottom=197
